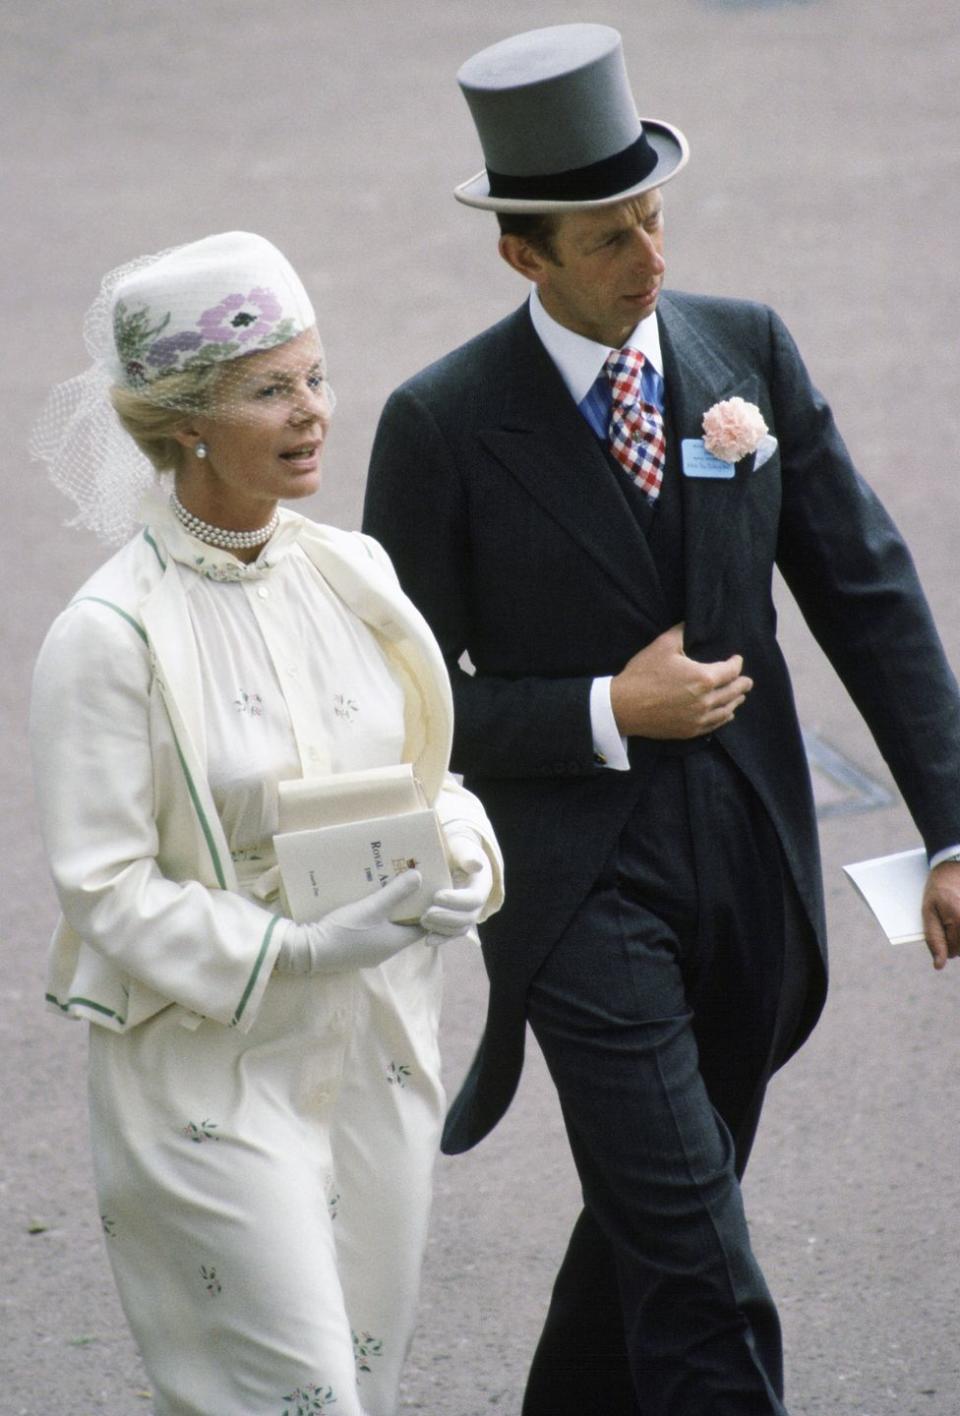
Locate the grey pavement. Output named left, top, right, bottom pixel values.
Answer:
left=2, top=1, right=959, bottom=1412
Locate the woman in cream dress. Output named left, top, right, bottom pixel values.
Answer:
left=29, top=231, right=503, bottom=1416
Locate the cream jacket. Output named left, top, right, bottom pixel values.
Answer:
left=30, top=512, right=504, bottom=1034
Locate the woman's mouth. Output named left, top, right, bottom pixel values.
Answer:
left=280, top=442, right=320, bottom=469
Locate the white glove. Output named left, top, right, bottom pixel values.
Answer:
left=420, top=830, right=494, bottom=939
left=275, top=870, right=424, bottom=975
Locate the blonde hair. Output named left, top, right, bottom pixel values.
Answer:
left=109, top=364, right=222, bottom=475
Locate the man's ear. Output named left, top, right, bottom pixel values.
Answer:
left=498, top=233, right=550, bottom=285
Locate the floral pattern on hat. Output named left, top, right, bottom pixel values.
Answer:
left=147, top=331, right=204, bottom=367
left=114, top=293, right=302, bottom=386
left=114, top=300, right=172, bottom=386
left=198, top=287, right=283, bottom=344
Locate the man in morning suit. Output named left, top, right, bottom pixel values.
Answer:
left=362, top=24, right=960, bottom=1415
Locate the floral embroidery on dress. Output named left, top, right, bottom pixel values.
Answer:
left=386, top=1061, right=412, bottom=1089
left=192, top=554, right=275, bottom=583
left=182, top=1119, right=219, bottom=1143
left=101, top=1214, right=117, bottom=1237
left=200, top=1264, right=222, bottom=1296
left=234, top=690, right=264, bottom=716
left=282, top=1385, right=337, bottom=1413
left=322, top=1171, right=341, bottom=1221
left=352, top=1330, right=383, bottom=1374
left=232, top=847, right=266, bottom=865
left=332, top=694, right=359, bottom=722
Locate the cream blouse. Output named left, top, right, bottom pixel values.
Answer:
left=162, top=508, right=408, bottom=882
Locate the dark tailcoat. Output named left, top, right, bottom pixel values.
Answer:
left=364, top=291, right=960, bottom=1156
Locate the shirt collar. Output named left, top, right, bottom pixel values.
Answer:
left=143, top=492, right=306, bottom=582
left=528, top=286, right=664, bottom=405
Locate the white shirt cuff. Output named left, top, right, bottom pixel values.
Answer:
left=929, top=843, right=960, bottom=869
left=590, top=676, right=630, bottom=771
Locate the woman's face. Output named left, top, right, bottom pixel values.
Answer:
left=180, top=327, right=334, bottom=520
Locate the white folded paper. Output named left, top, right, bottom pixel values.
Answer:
left=842, top=846, right=928, bottom=945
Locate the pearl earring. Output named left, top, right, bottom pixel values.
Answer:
left=195, top=441, right=208, bottom=460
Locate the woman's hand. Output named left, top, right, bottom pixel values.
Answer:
left=275, top=870, right=424, bottom=975
left=420, top=831, right=494, bottom=940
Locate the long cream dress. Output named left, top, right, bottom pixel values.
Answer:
left=83, top=514, right=451, bottom=1416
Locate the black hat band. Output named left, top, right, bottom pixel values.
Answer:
left=485, top=129, right=659, bottom=202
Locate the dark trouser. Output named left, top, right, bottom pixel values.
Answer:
left=522, top=746, right=817, bottom=1416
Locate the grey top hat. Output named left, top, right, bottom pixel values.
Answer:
left=455, top=24, right=688, bottom=212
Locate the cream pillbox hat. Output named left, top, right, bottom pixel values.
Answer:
left=110, top=231, right=316, bottom=393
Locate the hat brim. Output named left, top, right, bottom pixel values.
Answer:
left=454, top=119, right=689, bottom=212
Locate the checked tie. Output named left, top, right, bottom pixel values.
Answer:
left=604, top=347, right=666, bottom=501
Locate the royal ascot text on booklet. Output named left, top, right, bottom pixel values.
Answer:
left=273, top=765, right=451, bottom=924
left=842, top=846, right=927, bottom=945
left=275, top=809, right=451, bottom=923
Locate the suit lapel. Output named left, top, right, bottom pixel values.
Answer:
left=479, top=311, right=669, bottom=631
left=658, top=295, right=761, bottom=648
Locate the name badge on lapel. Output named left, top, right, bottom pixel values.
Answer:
left=681, top=439, right=736, bottom=480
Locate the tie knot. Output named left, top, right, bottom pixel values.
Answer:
left=605, top=347, right=646, bottom=406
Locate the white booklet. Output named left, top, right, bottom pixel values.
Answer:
left=274, top=765, right=451, bottom=924
left=277, top=763, right=424, bottom=833
left=842, top=846, right=928, bottom=945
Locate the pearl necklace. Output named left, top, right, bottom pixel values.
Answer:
left=171, top=491, right=279, bottom=551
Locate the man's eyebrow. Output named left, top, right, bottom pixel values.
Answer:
left=581, top=203, right=663, bottom=249
left=582, top=222, right=627, bottom=249
left=635, top=198, right=663, bottom=224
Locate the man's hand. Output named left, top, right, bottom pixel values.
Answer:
left=921, top=861, right=960, bottom=969
left=610, top=624, right=753, bottom=739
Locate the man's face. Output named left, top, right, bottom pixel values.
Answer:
left=534, top=189, right=666, bottom=349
